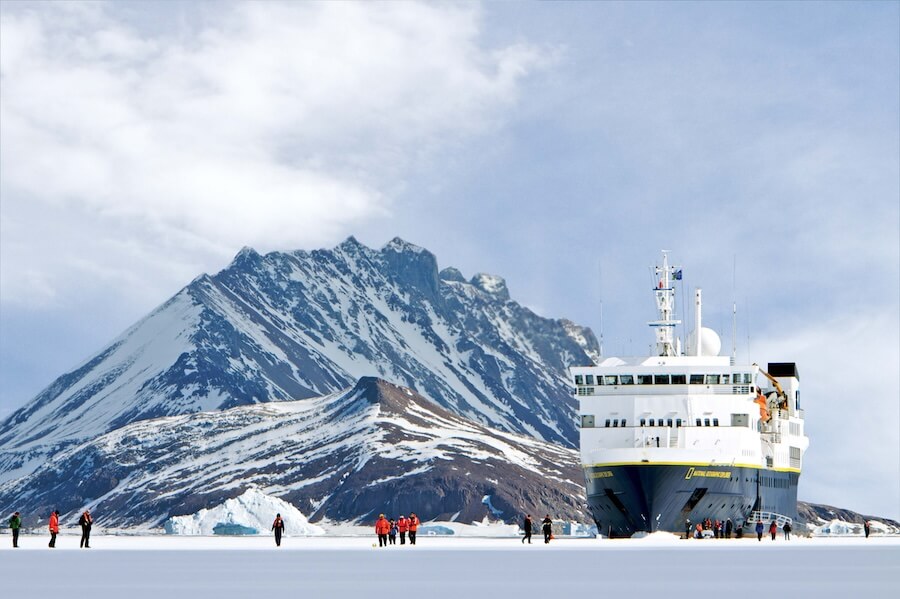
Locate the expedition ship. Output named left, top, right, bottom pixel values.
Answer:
left=573, top=253, right=809, bottom=537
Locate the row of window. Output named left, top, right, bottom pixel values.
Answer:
left=599, top=418, right=721, bottom=428
left=574, top=373, right=754, bottom=386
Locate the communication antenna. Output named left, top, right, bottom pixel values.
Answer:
left=732, top=255, right=737, bottom=361
left=598, top=262, right=604, bottom=358
left=745, top=297, right=751, bottom=360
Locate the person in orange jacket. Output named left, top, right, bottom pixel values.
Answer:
left=48, top=510, right=60, bottom=548
left=397, top=515, right=409, bottom=545
left=375, top=514, right=390, bottom=547
left=408, top=512, right=420, bottom=545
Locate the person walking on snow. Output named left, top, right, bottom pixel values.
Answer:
left=541, top=515, right=553, bottom=544
left=272, top=513, right=285, bottom=547
left=782, top=521, right=791, bottom=541
left=375, top=514, right=390, bottom=547
left=522, top=514, right=533, bottom=544
left=78, top=509, right=93, bottom=548
left=769, top=520, right=778, bottom=541
left=8, top=512, right=21, bottom=548
left=397, top=515, right=408, bottom=545
left=388, top=519, right=398, bottom=545
left=755, top=521, right=764, bottom=541
left=408, top=512, right=420, bottom=545
left=48, top=510, right=59, bottom=548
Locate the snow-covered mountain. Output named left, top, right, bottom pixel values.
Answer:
left=0, top=377, right=585, bottom=528
left=0, top=237, right=598, bottom=483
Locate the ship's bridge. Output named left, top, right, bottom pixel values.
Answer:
left=573, top=357, right=806, bottom=472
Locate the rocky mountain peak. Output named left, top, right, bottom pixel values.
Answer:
left=439, top=267, right=466, bottom=283
left=470, top=273, right=510, bottom=301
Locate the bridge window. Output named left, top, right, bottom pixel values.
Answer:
left=671, top=374, right=686, bottom=384
left=695, top=419, right=702, bottom=426
left=619, top=375, right=634, bottom=385
left=654, top=374, right=670, bottom=385
left=676, top=418, right=683, bottom=427
left=667, top=418, right=673, bottom=427
left=638, top=375, right=653, bottom=385
left=581, top=415, right=595, bottom=428
left=690, top=374, right=704, bottom=384
left=713, top=418, right=719, bottom=426
left=640, top=418, right=646, bottom=426
left=721, top=375, right=730, bottom=384
left=574, top=375, right=583, bottom=385
left=705, top=375, right=720, bottom=384
left=612, top=419, right=619, bottom=427
left=621, top=419, right=627, bottom=426
left=585, top=375, right=594, bottom=385
left=605, top=419, right=611, bottom=428
left=704, top=418, right=711, bottom=426
left=648, top=419, right=655, bottom=426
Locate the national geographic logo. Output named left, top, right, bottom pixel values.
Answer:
left=685, top=467, right=731, bottom=480
left=590, top=471, right=614, bottom=479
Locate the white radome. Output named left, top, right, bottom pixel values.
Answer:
left=686, top=327, right=721, bottom=357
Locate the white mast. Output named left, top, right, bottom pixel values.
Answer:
left=648, top=251, right=681, bottom=357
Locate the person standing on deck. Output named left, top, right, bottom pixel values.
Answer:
left=272, top=513, right=285, bottom=547
left=78, top=509, right=93, bottom=548
left=8, top=512, right=21, bottom=548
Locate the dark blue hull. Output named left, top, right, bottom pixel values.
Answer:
left=584, top=464, right=800, bottom=537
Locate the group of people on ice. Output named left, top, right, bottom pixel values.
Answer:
left=687, top=517, right=738, bottom=539
left=374, top=513, right=420, bottom=547
left=6, top=509, right=93, bottom=548
left=755, top=519, right=792, bottom=541
left=521, top=514, right=554, bottom=544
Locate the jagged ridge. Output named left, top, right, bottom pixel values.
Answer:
left=0, top=378, right=584, bottom=528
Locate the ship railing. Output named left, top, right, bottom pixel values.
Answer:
left=745, top=511, right=792, bottom=529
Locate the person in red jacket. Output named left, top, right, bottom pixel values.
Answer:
left=769, top=520, right=778, bottom=541
left=48, top=510, right=60, bottom=548
left=397, top=515, right=409, bottom=545
left=408, top=512, right=419, bottom=545
left=375, top=514, right=390, bottom=547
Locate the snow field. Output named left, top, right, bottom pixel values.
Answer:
left=1, top=534, right=898, bottom=599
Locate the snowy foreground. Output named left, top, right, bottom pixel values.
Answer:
left=2, top=533, right=898, bottom=599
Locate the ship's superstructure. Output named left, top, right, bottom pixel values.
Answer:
left=573, top=253, right=809, bottom=537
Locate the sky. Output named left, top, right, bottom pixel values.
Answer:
left=1, top=2, right=898, bottom=519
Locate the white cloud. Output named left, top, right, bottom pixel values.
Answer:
left=753, top=308, right=900, bottom=519
left=0, top=1, right=548, bottom=307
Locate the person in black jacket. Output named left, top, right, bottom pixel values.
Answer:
left=541, top=515, right=553, bottom=544
left=521, top=514, right=533, bottom=544
left=272, top=513, right=285, bottom=547
left=78, top=509, right=92, bottom=548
